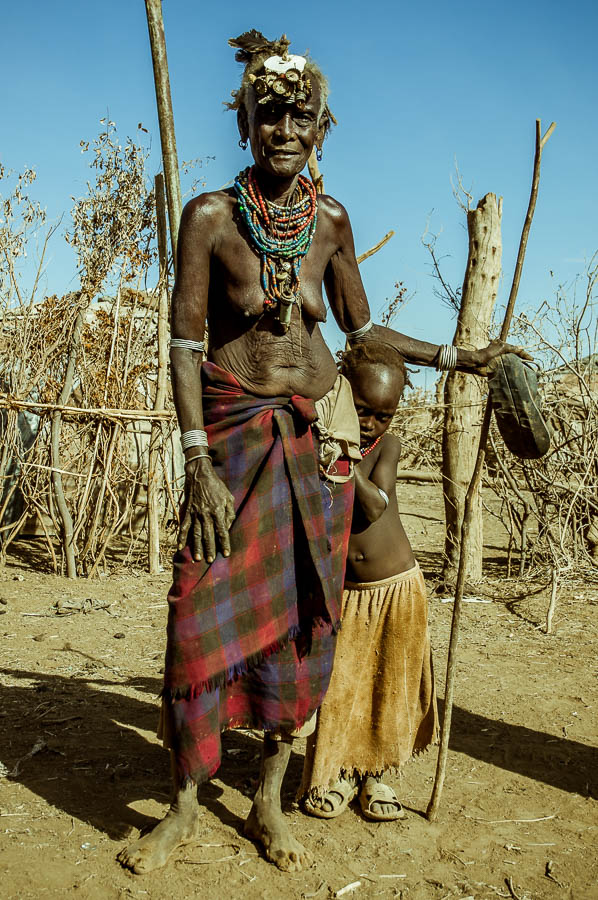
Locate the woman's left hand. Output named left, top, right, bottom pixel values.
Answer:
left=472, top=339, right=534, bottom=376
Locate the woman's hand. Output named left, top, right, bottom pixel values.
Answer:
left=472, top=339, right=534, bottom=376
left=177, top=458, right=236, bottom=563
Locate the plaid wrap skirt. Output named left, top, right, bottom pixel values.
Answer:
left=162, top=363, right=354, bottom=784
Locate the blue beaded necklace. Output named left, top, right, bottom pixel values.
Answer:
left=234, top=166, right=317, bottom=326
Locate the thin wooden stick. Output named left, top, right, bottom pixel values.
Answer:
left=0, top=396, right=175, bottom=421
left=545, top=566, right=559, bottom=634
left=356, top=230, right=395, bottom=264
left=426, top=119, right=556, bottom=821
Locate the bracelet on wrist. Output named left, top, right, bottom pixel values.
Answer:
left=435, top=344, right=458, bottom=371
left=170, top=338, right=205, bottom=353
left=344, top=318, right=373, bottom=340
left=181, top=429, right=208, bottom=452
left=377, top=487, right=389, bottom=508
left=184, top=452, right=212, bottom=467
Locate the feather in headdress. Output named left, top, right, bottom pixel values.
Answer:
left=228, top=30, right=290, bottom=64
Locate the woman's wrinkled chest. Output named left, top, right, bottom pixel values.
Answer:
left=210, top=228, right=329, bottom=323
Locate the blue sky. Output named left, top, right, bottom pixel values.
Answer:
left=2, top=0, right=597, bottom=383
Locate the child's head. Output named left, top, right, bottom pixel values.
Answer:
left=341, top=342, right=406, bottom=443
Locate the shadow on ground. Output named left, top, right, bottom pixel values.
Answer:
left=1, top=668, right=595, bottom=843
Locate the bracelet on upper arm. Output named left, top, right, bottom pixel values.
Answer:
left=378, top=487, right=389, bottom=508
left=344, top=318, right=373, bottom=341
left=181, top=429, right=209, bottom=452
left=435, top=344, right=458, bottom=371
left=170, top=338, right=205, bottom=353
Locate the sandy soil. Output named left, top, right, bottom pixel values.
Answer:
left=1, top=483, right=596, bottom=900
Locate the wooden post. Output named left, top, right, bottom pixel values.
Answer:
left=442, top=193, right=503, bottom=585
left=50, top=308, right=84, bottom=578
left=427, top=120, right=556, bottom=822
left=147, top=174, right=169, bottom=574
left=144, top=0, right=182, bottom=268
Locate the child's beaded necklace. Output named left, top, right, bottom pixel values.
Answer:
left=234, top=166, right=317, bottom=331
left=360, top=435, right=382, bottom=457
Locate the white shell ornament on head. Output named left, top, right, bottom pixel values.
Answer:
left=250, top=53, right=312, bottom=108
left=264, top=54, right=306, bottom=73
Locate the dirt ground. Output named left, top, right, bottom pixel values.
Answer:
left=1, top=482, right=596, bottom=900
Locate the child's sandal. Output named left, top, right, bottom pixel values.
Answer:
left=303, top=778, right=359, bottom=819
left=359, top=781, right=405, bottom=821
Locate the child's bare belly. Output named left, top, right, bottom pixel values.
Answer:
left=346, top=507, right=416, bottom=584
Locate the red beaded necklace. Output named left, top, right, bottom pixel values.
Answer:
left=234, top=167, right=317, bottom=314
left=360, top=435, right=382, bottom=456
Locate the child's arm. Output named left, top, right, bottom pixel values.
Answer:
left=354, top=434, right=401, bottom=523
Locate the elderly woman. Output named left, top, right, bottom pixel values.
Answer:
left=119, top=31, right=521, bottom=875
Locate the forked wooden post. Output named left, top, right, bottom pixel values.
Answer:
left=442, top=193, right=503, bottom=585
left=427, top=119, right=556, bottom=821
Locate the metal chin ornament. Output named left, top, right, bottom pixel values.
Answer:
left=248, top=53, right=312, bottom=109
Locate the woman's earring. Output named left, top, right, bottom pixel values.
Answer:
left=316, top=146, right=323, bottom=162
left=239, top=139, right=248, bottom=150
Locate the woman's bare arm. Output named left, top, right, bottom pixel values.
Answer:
left=322, top=198, right=530, bottom=373
left=171, top=195, right=235, bottom=563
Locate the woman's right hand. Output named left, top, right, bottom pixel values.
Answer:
left=177, top=458, right=236, bottom=563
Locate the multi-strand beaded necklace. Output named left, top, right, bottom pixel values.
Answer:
left=234, top=166, right=317, bottom=329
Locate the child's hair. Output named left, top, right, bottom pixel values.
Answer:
left=340, top=341, right=408, bottom=387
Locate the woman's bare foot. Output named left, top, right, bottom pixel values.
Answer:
left=117, top=782, right=199, bottom=874
left=245, top=797, right=313, bottom=872
left=244, top=733, right=314, bottom=872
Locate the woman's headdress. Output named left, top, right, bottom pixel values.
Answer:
left=227, top=30, right=334, bottom=132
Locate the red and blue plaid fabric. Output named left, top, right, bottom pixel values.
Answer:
left=163, top=362, right=354, bottom=700
left=167, top=621, right=339, bottom=784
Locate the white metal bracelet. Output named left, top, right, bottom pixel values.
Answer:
left=345, top=318, right=373, bottom=340
left=181, top=429, right=209, bottom=451
left=170, top=338, right=205, bottom=352
left=378, top=487, right=389, bottom=508
left=436, top=344, right=458, bottom=371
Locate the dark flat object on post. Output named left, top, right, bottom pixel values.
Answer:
left=488, top=353, right=551, bottom=459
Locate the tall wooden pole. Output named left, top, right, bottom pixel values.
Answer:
left=147, top=174, right=169, bottom=573
left=427, top=119, right=556, bottom=822
left=144, top=0, right=182, bottom=269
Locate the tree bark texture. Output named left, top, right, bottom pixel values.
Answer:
left=442, top=193, right=502, bottom=584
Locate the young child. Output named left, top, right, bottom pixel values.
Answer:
left=301, top=341, right=438, bottom=821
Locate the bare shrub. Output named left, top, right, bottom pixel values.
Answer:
left=0, top=124, right=179, bottom=576
left=485, top=255, right=598, bottom=581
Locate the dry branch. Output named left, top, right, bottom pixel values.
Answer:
left=0, top=397, right=175, bottom=421
left=356, top=230, right=395, bottom=264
